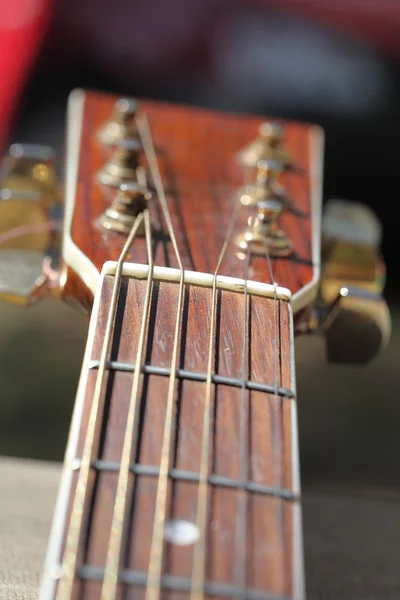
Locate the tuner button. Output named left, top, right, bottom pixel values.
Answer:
left=0, top=144, right=62, bottom=306
left=2, top=143, right=59, bottom=205
left=97, top=97, right=140, bottom=146
left=96, top=139, right=142, bottom=188
left=317, top=199, right=391, bottom=363
left=324, top=286, right=390, bottom=364
left=322, top=198, right=382, bottom=248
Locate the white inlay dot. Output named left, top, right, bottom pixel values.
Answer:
left=70, top=458, right=82, bottom=471
left=49, top=565, right=64, bottom=580
left=164, top=519, right=200, bottom=546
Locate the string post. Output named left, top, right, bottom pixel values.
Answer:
left=237, top=121, right=290, bottom=168
left=97, top=97, right=140, bottom=146
left=237, top=161, right=292, bottom=258
left=98, top=180, right=151, bottom=234
left=239, top=158, right=284, bottom=207
left=259, top=121, right=284, bottom=147
left=96, top=138, right=142, bottom=188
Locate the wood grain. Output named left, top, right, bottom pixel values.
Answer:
left=44, top=91, right=313, bottom=600
left=52, top=274, right=300, bottom=599
left=67, top=90, right=317, bottom=304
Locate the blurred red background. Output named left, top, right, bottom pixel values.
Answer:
left=3, top=0, right=400, bottom=149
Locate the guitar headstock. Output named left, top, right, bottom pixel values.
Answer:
left=0, top=88, right=390, bottom=361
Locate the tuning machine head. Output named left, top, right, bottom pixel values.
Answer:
left=0, top=144, right=62, bottom=305
left=96, top=138, right=142, bottom=188
left=98, top=180, right=151, bottom=235
left=240, top=159, right=283, bottom=207
left=237, top=121, right=290, bottom=168
left=97, top=97, right=140, bottom=146
left=312, top=199, right=390, bottom=363
left=235, top=158, right=292, bottom=258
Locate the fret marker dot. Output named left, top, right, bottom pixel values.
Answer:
left=70, top=458, right=81, bottom=471
left=164, top=519, right=200, bottom=546
left=50, top=566, right=64, bottom=580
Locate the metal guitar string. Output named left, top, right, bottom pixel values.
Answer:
left=101, top=209, right=154, bottom=600
left=235, top=209, right=255, bottom=598
left=263, top=230, right=285, bottom=590
left=136, top=114, right=186, bottom=600
left=190, top=194, right=244, bottom=600
left=56, top=212, right=145, bottom=600
left=233, top=185, right=283, bottom=592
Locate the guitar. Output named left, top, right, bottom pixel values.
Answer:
left=0, top=89, right=390, bottom=599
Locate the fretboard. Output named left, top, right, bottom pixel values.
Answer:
left=41, top=267, right=304, bottom=600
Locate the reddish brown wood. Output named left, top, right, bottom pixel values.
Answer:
left=68, top=90, right=317, bottom=302
left=47, top=91, right=315, bottom=599
left=60, top=266, right=93, bottom=315
left=55, top=275, right=298, bottom=599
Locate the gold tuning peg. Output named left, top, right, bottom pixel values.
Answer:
left=312, top=199, right=390, bottom=363
left=237, top=121, right=290, bottom=168
left=235, top=160, right=292, bottom=258
left=97, top=97, right=140, bottom=146
left=0, top=144, right=63, bottom=305
left=96, top=139, right=142, bottom=188
left=239, top=159, right=283, bottom=207
left=97, top=179, right=151, bottom=234
left=236, top=160, right=293, bottom=258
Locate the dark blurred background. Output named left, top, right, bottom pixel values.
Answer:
left=0, top=0, right=399, bottom=555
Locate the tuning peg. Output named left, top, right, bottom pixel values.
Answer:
left=97, top=97, right=140, bottom=146
left=312, top=199, right=390, bottom=363
left=0, top=144, right=62, bottom=305
left=235, top=159, right=292, bottom=257
left=237, top=121, right=290, bottom=168
left=97, top=179, right=151, bottom=234
left=239, top=159, right=284, bottom=207
left=96, top=139, right=142, bottom=188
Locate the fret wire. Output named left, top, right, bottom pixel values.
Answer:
left=136, top=112, right=186, bottom=600
left=191, top=195, right=243, bottom=600
left=79, top=565, right=291, bottom=600
left=91, top=460, right=298, bottom=500
left=102, top=209, right=154, bottom=599
left=88, top=361, right=295, bottom=399
left=56, top=212, right=145, bottom=600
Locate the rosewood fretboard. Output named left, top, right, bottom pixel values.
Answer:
left=41, top=270, right=303, bottom=600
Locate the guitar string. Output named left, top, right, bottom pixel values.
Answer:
left=234, top=209, right=255, bottom=598
left=56, top=212, right=145, bottom=600
left=190, top=193, right=244, bottom=600
left=233, top=183, right=283, bottom=594
left=136, top=114, right=186, bottom=600
left=263, top=223, right=285, bottom=591
left=144, top=258, right=184, bottom=600
left=101, top=208, right=154, bottom=600
left=57, top=107, right=288, bottom=599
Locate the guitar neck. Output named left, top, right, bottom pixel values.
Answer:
left=41, top=265, right=304, bottom=600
